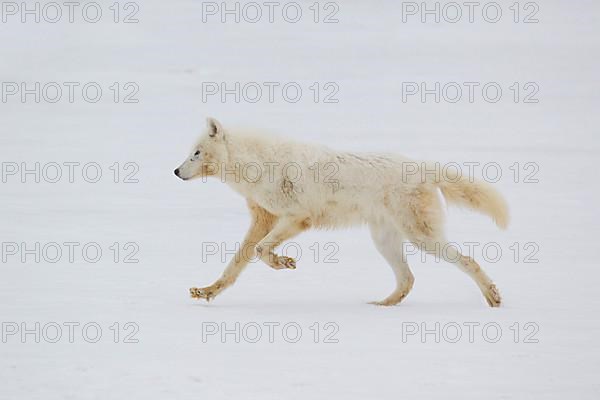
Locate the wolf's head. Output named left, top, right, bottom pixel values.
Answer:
left=174, top=117, right=229, bottom=181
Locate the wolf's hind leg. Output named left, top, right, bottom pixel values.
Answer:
left=368, top=221, right=415, bottom=306
left=416, top=237, right=501, bottom=307
left=255, top=216, right=310, bottom=270
left=399, top=185, right=501, bottom=307
left=190, top=201, right=276, bottom=301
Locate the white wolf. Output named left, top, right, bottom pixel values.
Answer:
left=175, top=118, right=509, bottom=307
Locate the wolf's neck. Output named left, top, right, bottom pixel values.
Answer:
left=220, top=134, right=263, bottom=191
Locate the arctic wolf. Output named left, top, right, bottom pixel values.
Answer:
left=175, top=118, right=509, bottom=307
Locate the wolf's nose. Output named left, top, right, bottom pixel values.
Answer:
left=174, top=168, right=180, bottom=176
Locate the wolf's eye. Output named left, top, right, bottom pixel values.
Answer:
left=190, top=150, right=201, bottom=162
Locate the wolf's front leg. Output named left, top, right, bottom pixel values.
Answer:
left=255, top=217, right=309, bottom=270
left=190, top=202, right=276, bottom=301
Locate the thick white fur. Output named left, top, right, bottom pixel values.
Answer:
left=175, top=118, right=509, bottom=307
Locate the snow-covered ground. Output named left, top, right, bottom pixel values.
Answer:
left=1, top=0, right=599, bottom=398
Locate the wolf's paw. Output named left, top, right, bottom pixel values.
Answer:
left=275, top=255, right=296, bottom=270
left=368, top=300, right=394, bottom=306
left=484, top=284, right=502, bottom=307
left=368, top=294, right=407, bottom=307
left=190, top=287, right=216, bottom=302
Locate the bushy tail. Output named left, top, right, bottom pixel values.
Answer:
left=435, top=167, right=509, bottom=229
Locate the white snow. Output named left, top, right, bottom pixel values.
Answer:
left=1, top=0, right=599, bottom=399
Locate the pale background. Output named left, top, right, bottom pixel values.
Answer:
left=1, top=0, right=599, bottom=399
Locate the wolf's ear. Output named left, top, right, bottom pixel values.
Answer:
left=207, top=117, right=223, bottom=138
